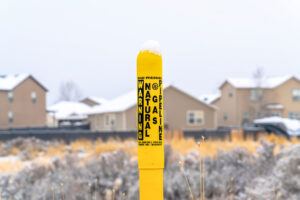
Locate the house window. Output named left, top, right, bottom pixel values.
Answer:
left=223, top=112, right=228, bottom=121
left=187, top=110, right=204, bottom=126
left=292, top=89, right=300, bottom=101
left=105, top=114, right=116, bottom=128
left=105, top=115, right=110, bottom=126
left=8, top=91, right=13, bottom=102
left=31, top=92, right=37, bottom=103
left=288, top=112, right=300, bottom=120
left=250, top=89, right=263, bottom=101
left=228, top=90, right=233, bottom=97
left=8, top=111, right=13, bottom=123
left=272, top=112, right=281, bottom=117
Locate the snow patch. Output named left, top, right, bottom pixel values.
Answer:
left=88, top=96, right=107, bottom=105
left=227, top=75, right=294, bottom=89
left=0, top=156, right=19, bottom=162
left=88, top=90, right=137, bottom=114
left=0, top=74, right=30, bottom=90
left=254, top=117, right=300, bottom=136
left=140, top=40, right=161, bottom=55
left=47, top=101, right=92, bottom=120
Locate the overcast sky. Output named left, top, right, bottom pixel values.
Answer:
left=1, top=0, right=300, bottom=105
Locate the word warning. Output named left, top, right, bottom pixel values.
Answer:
left=137, top=77, right=163, bottom=146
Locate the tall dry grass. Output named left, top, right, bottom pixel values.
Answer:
left=0, top=132, right=299, bottom=174
left=168, top=132, right=300, bottom=157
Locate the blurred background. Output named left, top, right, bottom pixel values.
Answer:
left=0, top=0, right=300, bottom=200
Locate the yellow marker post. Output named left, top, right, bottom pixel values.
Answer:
left=137, top=40, right=164, bottom=200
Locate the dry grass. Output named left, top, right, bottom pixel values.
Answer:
left=0, top=160, right=24, bottom=173
left=169, top=133, right=300, bottom=157
left=0, top=133, right=299, bottom=173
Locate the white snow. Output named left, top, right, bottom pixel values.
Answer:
left=0, top=156, right=18, bottom=162
left=88, top=83, right=216, bottom=115
left=226, top=75, right=294, bottom=89
left=89, top=96, right=107, bottom=105
left=88, top=84, right=174, bottom=115
left=0, top=74, right=30, bottom=90
left=199, top=93, right=220, bottom=104
left=254, top=117, right=300, bottom=136
left=140, top=40, right=161, bottom=55
left=265, top=104, right=284, bottom=110
left=47, top=101, right=92, bottom=120
left=88, top=90, right=137, bottom=114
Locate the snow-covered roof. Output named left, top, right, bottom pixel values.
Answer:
left=47, top=101, right=92, bottom=120
left=265, top=104, right=284, bottom=110
left=88, top=83, right=172, bottom=115
left=88, top=90, right=137, bottom=115
left=88, top=84, right=216, bottom=115
left=198, top=93, right=220, bottom=104
left=0, top=74, right=30, bottom=91
left=254, top=117, right=300, bottom=136
left=140, top=40, right=161, bottom=55
left=223, top=75, right=296, bottom=89
left=84, top=96, right=108, bottom=105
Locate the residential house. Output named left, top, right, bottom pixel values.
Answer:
left=212, top=75, right=300, bottom=126
left=88, top=85, right=217, bottom=131
left=0, top=74, right=47, bottom=128
left=47, top=101, right=92, bottom=126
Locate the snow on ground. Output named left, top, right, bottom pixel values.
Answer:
left=0, top=139, right=300, bottom=200
left=254, top=116, right=300, bottom=136
left=0, top=156, right=18, bottom=162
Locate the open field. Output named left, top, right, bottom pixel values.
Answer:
left=0, top=134, right=299, bottom=200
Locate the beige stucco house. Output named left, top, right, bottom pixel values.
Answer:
left=88, top=85, right=217, bottom=131
left=212, top=75, right=300, bottom=126
left=0, top=74, right=47, bottom=128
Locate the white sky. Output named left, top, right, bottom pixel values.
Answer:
left=1, top=0, right=300, bottom=105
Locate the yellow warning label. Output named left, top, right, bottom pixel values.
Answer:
left=137, top=50, right=164, bottom=169
left=137, top=77, right=163, bottom=146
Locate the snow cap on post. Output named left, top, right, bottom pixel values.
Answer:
left=140, top=40, right=161, bottom=56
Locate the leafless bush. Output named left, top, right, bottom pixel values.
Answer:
left=0, top=139, right=299, bottom=200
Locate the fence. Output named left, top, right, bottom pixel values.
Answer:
left=0, top=130, right=137, bottom=143
left=0, top=127, right=291, bottom=143
left=183, top=129, right=231, bottom=140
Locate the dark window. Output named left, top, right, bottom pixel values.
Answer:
left=8, top=92, right=13, bottom=102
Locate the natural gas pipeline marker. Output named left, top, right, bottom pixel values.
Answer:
left=137, top=40, right=164, bottom=200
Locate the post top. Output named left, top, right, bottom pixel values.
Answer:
left=140, top=40, right=161, bottom=56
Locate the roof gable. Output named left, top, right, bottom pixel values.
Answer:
left=88, top=90, right=137, bottom=114
left=166, top=85, right=217, bottom=110
left=0, top=74, right=47, bottom=91
left=219, top=75, right=296, bottom=89
left=83, top=96, right=107, bottom=105
left=88, top=84, right=216, bottom=115
left=198, top=93, right=221, bottom=104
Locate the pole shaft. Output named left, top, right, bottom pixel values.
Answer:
left=137, top=44, right=164, bottom=200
